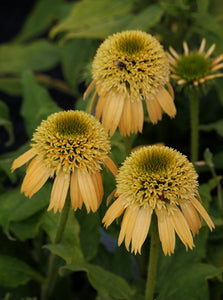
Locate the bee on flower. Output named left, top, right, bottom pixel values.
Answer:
left=12, top=110, right=117, bottom=213
left=84, top=30, right=176, bottom=136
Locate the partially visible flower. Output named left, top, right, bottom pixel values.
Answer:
left=168, top=38, right=223, bottom=87
left=103, top=145, right=214, bottom=255
left=12, top=110, right=117, bottom=213
left=84, top=30, right=176, bottom=136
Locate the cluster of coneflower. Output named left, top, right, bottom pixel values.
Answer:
left=13, top=30, right=222, bottom=257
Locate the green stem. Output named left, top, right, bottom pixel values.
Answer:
left=41, top=196, right=71, bottom=300
left=124, top=135, right=132, bottom=156
left=190, top=94, right=199, bottom=166
left=208, top=164, right=222, bottom=210
left=145, top=215, right=159, bottom=300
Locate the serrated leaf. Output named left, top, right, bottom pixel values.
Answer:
left=0, top=40, right=61, bottom=74
left=62, top=262, right=134, bottom=299
left=0, top=100, right=14, bottom=146
left=21, top=70, right=61, bottom=138
left=50, top=0, right=134, bottom=40
left=200, top=119, right=223, bottom=136
left=0, top=255, right=43, bottom=288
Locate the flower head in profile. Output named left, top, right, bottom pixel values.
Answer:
left=84, top=30, right=176, bottom=136
left=168, top=38, right=223, bottom=90
left=103, top=145, right=214, bottom=255
left=12, top=110, right=117, bottom=213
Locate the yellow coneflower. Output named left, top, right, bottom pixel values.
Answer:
left=12, top=110, right=117, bottom=213
left=84, top=30, right=176, bottom=136
left=103, top=145, right=214, bottom=255
left=168, top=38, right=223, bottom=87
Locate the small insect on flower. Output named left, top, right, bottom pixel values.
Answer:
left=84, top=30, right=176, bottom=136
left=113, top=60, right=127, bottom=68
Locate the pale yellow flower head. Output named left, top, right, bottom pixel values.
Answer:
left=84, top=30, right=176, bottom=136
left=103, top=145, right=214, bottom=255
left=12, top=110, right=117, bottom=213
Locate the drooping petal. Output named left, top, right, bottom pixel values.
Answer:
left=48, top=170, right=70, bottom=213
left=11, top=148, right=36, bottom=171
left=155, top=87, right=176, bottom=118
left=131, top=99, right=144, bottom=133
left=170, top=206, right=194, bottom=250
left=181, top=202, right=201, bottom=236
left=146, top=98, right=162, bottom=124
left=190, top=196, right=215, bottom=230
left=91, top=171, right=104, bottom=206
left=118, top=96, right=132, bottom=136
left=156, top=208, right=175, bottom=256
left=21, top=158, right=51, bottom=198
left=83, top=79, right=96, bottom=99
left=77, top=169, right=99, bottom=213
left=118, top=206, right=139, bottom=251
left=95, top=93, right=108, bottom=119
left=101, top=91, right=125, bottom=136
left=104, top=157, right=118, bottom=177
left=102, top=197, right=125, bottom=228
left=70, top=169, right=83, bottom=210
left=131, top=207, right=152, bottom=254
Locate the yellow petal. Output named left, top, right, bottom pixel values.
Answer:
left=190, top=196, right=215, bottom=230
left=170, top=206, right=194, bottom=250
left=156, top=208, right=175, bottom=256
left=146, top=98, right=162, bottom=124
left=11, top=148, right=36, bottom=171
left=131, top=99, right=144, bottom=133
left=90, top=171, right=103, bottom=207
left=77, top=170, right=99, bottom=213
left=102, top=197, right=125, bottom=228
left=95, top=93, right=108, bottom=119
left=21, top=158, right=51, bottom=198
left=118, top=206, right=139, bottom=251
left=102, top=91, right=125, bottom=136
left=104, top=157, right=118, bottom=177
left=48, top=170, right=70, bottom=213
left=183, top=41, right=189, bottom=55
left=181, top=202, right=201, bottom=236
left=205, top=43, right=216, bottom=58
left=199, top=38, right=206, bottom=53
left=118, top=96, right=132, bottom=136
left=155, top=87, right=176, bottom=118
left=70, top=169, right=83, bottom=210
left=83, top=79, right=96, bottom=100
left=131, top=208, right=152, bottom=254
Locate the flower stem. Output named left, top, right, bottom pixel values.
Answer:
left=41, top=196, right=71, bottom=300
left=124, top=135, right=132, bottom=156
left=145, top=215, right=159, bottom=300
left=190, top=94, right=199, bottom=165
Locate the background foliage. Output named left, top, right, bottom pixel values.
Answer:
left=0, top=0, right=223, bottom=299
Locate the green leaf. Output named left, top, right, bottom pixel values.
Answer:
left=63, top=262, right=134, bottom=299
left=10, top=211, right=44, bottom=241
left=14, top=0, right=66, bottom=43
left=123, top=4, right=163, bottom=31
left=158, top=262, right=222, bottom=300
left=61, top=38, right=97, bottom=93
left=200, top=119, right=223, bottom=136
left=21, top=70, right=61, bottom=138
left=50, top=0, right=134, bottom=40
left=42, top=210, right=84, bottom=264
left=0, top=40, right=61, bottom=74
left=0, top=183, right=51, bottom=238
left=0, top=101, right=14, bottom=146
left=0, top=78, right=22, bottom=95
left=0, top=255, right=43, bottom=288
left=76, top=209, right=100, bottom=261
